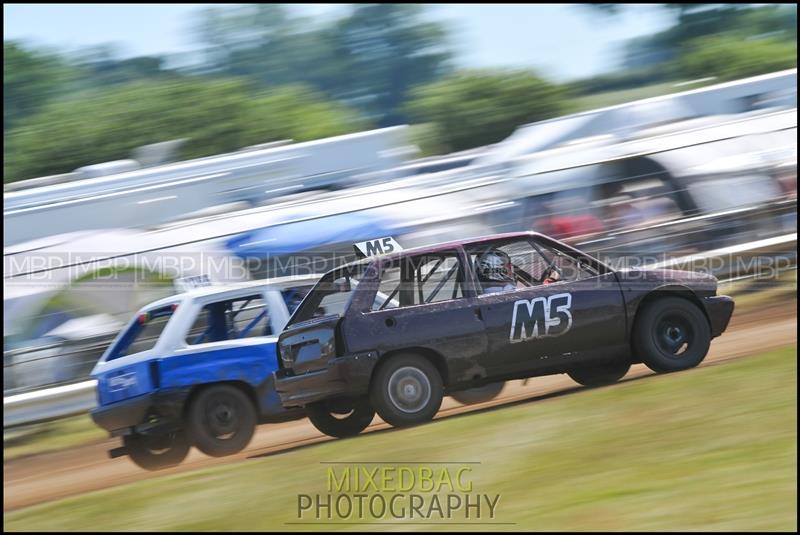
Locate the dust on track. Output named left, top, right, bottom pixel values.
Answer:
left=4, top=301, right=796, bottom=512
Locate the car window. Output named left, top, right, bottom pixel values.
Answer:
left=374, top=266, right=402, bottom=310
left=107, top=305, right=175, bottom=360
left=467, top=238, right=598, bottom=294
left=288, top=264, right=371, bottom=325
left=534, top=242, right=599, bottom=284
left=468, top=240, right=541, bottom=293
left=185, top=294, right=270, bottom=345
left=372, top=251, right=466, bottom=310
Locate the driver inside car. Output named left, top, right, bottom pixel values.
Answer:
left=542, top=264, right=562, bottom=285
left=475, top=250, right=518, bottom=294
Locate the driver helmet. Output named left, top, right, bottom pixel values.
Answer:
left=476, top=250, right=515, bottom=283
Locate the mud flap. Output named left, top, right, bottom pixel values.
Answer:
left=108, top=446, right=128, bottom=459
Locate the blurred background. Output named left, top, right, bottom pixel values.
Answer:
left=3, top=4, right=797, bottom=433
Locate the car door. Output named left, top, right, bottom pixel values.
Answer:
left=345, top=248, right=490, bottom=386
left=471, top=237, right=627, bottom=375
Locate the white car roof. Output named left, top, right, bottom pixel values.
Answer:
left=140, top=274, right=321, bottom=311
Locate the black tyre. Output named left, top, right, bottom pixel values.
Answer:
left=187, top=385, right=257, bottom=457
left=306, top=397, right=375, bottom=438
left=370, top=353, right=444, bottom=428
left=123, top=430, right=190, bottom=471
left=568, top=359, right=631, bottom=387
left=450, top=382, right=505, bottom=405
left=633, top=297, right=711, bottom=373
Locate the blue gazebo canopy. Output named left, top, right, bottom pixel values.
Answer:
left=226, top=211, right=398, bottom=258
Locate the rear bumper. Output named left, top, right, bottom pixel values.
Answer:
left=91, top=388, right=189, bottom=435
left=274, top=352, right=378, bottom=408
left=703, top=295, right=735, bottom=338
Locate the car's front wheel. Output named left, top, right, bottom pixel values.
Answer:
left=187, top=385, right=257, bottom=457
left=567, top=359, right=630, bottom=387
left=123, top=430, right=190, bottom=471
left=306, top=398, right=375, bottom=438
left=634, top=297, right=711, bottom=373
left=370, top=353, right=444, bottom=428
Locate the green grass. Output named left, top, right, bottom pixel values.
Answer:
left=3, top=413, right=107, bottom=461
left=6, top=347, right=797, bottom=531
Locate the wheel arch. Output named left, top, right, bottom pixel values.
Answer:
left=630, top=285, right=712, bottom=345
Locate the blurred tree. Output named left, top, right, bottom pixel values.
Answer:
left=4, top=80, right=367, bottom=182
left=69, top=44, right=177, bottom=88
left=4, top=41, right=78, bottom=130
left=677, top=36, right=797, bottom=82
left=406, top=70, right=569, bottom=153
left=193, top=4, right=452, bottom=126
left=332, top=4, right=453, bottom=126
left=625, top=5, right=797, bottom=70
left=573, top=4, right=797, bottom=92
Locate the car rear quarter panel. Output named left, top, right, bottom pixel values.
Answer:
left=159, top=342, right=284, bottom=415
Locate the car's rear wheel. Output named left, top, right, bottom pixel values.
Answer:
left=306, top=397, right=375, bottom=438
left=370, top=353, right=443, bottom=428
left=634, top=297, right=711, bottom=373
left=567, top=359, right=630, bottom=387
left=123, top=430, right=190, bottom=471
left=187, top=385, right=257, bottom=457
left=450, top=381, right=505, bottom=405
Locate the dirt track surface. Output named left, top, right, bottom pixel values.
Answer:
left=4, top=301, right=796, bottom=512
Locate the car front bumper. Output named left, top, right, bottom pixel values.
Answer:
left=703, top=295, right=735, bottom=338
left=273, top=352, right=378, bottom=408
left=91, top=388, right=190, bottom=436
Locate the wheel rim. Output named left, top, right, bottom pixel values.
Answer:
left=204, top=394, right=242, bottom=439
left=654, top=312, right=694, bottom=357
left=387, top=366, right=431, bottom=414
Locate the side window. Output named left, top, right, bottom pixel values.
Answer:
left=468, top=238, right=598, bottom=294
left=372, top=251, right=466, bottom=310
left=418, top=255, right=464, bottom=303
left=469, top=240, right=542, bottom=292
left=185, top=294, right=270, bottom=345
left=374, top=266, right=402, bottom=310
left=544, top=248, right=598, bottom=283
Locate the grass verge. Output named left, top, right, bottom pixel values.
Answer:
left=5, top=346, right=797, bottom=531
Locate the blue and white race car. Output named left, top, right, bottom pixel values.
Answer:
left=90, top=276, right=320, bottom=470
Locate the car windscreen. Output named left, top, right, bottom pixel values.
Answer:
left=105, top=305, right=176, bottom=361
left=287, top=264, right=370, bottom=326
